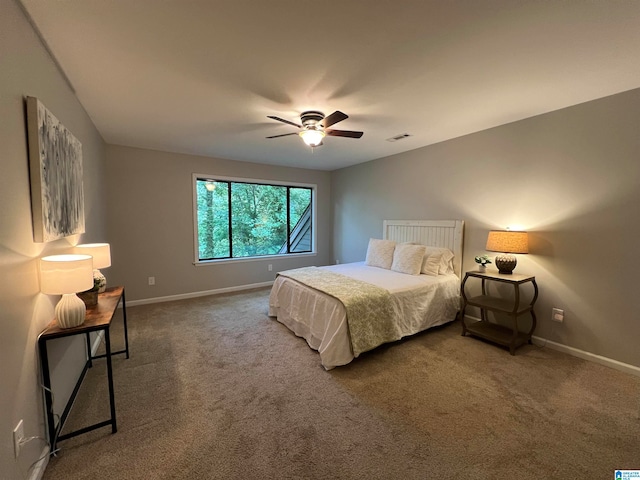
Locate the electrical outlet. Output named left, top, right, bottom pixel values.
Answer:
left=13, top=419, right=24, bottom=458
left=268, top=264, right=272, bottom=272
left=148, top=276, right=155, bottom=286
left=552, top=308, right=564, bottom=323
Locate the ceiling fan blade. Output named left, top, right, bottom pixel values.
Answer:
left=267, top=115, right=302, bottom=128
left=326, top=129, right=364, bottom=138
left=321, top=111, right=348, bottom=128
left=266, top=132, right=299, bottom=139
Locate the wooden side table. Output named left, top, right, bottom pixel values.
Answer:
left=38, top=286, right=129, bottom=449
left=460, top=271, right=538, bottom=354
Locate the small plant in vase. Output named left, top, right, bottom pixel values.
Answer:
left=474, top=255, right=492, bottom=271
left=78, top=277, right=101, bottom=306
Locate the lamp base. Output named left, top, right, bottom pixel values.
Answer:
left=495, top=253, right=517, bottom=274
left=55, top=293, right=86, bottom=328
left=94, top=269, right=107, bottom=293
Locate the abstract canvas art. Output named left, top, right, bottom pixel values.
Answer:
left=27, top=96, right=85, bottom=242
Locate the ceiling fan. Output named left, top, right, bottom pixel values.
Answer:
left=266, top=110, right=363, bottom=147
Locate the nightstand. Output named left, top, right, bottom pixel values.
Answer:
left=460, top=270, right=538, bottom=354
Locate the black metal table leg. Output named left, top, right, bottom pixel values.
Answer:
left=37, top=338, right=56, bottom=448
left=104, top=328, right=117, bottom=433
left=121, top=289, right=129, bottom=359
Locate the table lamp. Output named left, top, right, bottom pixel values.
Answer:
left=486, top=230, right=528, bottom=274
left=75, top=243, right=111, bottom=293
left=40, top=254, right=94, bottom=328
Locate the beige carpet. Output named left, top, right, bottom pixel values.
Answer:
left=42, top=287, right=639, bottom=480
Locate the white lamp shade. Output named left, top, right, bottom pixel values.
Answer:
left=75, top=243, right=111, bottom=269
left=40, top=254, right=94, bottom=295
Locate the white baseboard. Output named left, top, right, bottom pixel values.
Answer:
left=463, top=315, right=640, bottom=377
left=126, top=281, right=274, bottom=307
left=90, top=331, right=104, bottom=356
left=531, top=335, right=640, bottom=377
left=29, top=445, right=49, bottom=480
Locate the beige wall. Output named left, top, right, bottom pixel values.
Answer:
left=331, top=88, right=640, bottom=369
left=105, top=145, right=332, bottom=302
left=0, top=0, right=107, bottom=475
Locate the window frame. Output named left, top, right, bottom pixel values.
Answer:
left=192, top=173, right=317, bottom=265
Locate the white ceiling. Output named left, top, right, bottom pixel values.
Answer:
left=19, top=0, right=640, bottom=171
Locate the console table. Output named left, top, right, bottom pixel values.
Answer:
left=38, top=286, right=129, bottom=449
left=460, top=271, right=538, bottom=354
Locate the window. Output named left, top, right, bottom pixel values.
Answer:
left=194, top=175, right=314, bottom=262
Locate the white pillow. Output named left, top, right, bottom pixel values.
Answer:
left=421, top=247, right=455, bottom=276
left=441, top=256, right=455, bottom=274
left=365, top=238, right=396, bottom=269
left=391, top=244, right=426, bottom=275
left=421, top=254, right=440, bottom=276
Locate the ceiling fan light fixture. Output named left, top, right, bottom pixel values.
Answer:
left=299, top=129, right=325, bottom=147
left=267, top=110, right=362, bottom=147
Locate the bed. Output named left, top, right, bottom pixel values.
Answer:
left=268, top=220, right=465, bottom=369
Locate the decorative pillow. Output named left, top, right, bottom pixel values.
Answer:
left=441, top=255, right=455, bottom=274
left=421, top=254, right=441, bottom=276
left=365, top=238, right=396, bottom=269
left=391, top=244, right=426, bottom=275
left=421, top=247, right=455, bottom=276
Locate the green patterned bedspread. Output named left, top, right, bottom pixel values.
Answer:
left=276, top=266, right=399, bottom=356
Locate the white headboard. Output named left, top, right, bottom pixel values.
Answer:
left=383, top=220, right=465, bottom=278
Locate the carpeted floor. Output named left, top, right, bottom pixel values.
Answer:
left=42, top=287, right=639, bottom=479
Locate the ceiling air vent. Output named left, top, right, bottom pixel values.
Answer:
left=386, top=133, right=412, bottom=142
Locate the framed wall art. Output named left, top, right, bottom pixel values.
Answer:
left=26, top=96, right=85, bottom=243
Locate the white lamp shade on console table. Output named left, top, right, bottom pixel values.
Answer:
left=40, top=254, right=94, bottom=328
left=75, top=243, right=111, bottom=293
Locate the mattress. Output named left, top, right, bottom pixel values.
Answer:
left=268, top=262, right=460, bottom=369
